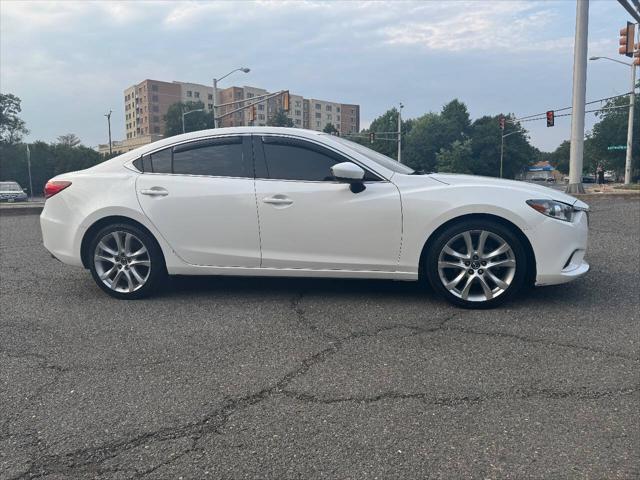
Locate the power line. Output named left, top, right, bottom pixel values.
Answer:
left=512, top=91, right=634, bottom=122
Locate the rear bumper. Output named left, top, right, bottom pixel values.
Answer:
left=526, top=210, right=590, bottom=286
left=40, top=198, right=85, bottom=267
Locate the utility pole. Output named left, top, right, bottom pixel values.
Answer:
left=104, top=110, right=113, bottom=156
left=25, top=144, right=33, bottom=200
left=212, top=78, right=218, bottom=128
left=397, top=102, right=403, bottom=163
left=624, top=23, right=638, bottom=185
left=566, top=0, right=589, bottom=194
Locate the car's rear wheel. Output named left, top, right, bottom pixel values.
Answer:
left=88, top=223, right=166, bottom=299
left=425, top=219, right=527, bottom=309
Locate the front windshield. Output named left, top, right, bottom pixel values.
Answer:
left=329, top=135, right=416, bottom=175
left=0, top=182, right=21, bottom=191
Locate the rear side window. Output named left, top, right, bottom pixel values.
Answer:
left=173, top=140, right=245, bottom=177
left=261, top=142, right=338, bottom=181
left=139, top=148, right=172, bottom=174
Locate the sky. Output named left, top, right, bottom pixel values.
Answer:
left=0, top=0, right=632, bottom=152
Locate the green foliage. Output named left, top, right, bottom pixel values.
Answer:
left=267, top=109, right=294, bottom=127
left=0, top=141, right=105, bottom=196
left=322, top=123, right=338, bottom=134
left=57, top=133, right=81, bottom=147
left=550, top=140, right=571, bottom=174
left=403, top=100, right=472, bottom=172
left=0, top=93, right=29, bottom=144
left=436, top=140, right=473, bottom=174
left=164, top=101, right=214, bottom=137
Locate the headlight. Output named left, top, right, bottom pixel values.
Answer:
left=526, top=199, right=575, bottom=222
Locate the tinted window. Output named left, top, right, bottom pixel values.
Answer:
left=173, top=140, right=245, bottom=177
left=140, top=148, right=172, bottom=173
left=262, top=143, right=337, bottom=181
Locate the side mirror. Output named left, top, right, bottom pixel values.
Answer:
left=331, top=162, right=366, bottom=193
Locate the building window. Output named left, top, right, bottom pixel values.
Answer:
left=187, top=91, right=192, bottom=97
left=194, top=92, right=200, bottom=98
left=258, top=104, right=265, bottom=111
left=151, top=84, right=158, bottom=92
left=208, top=94, right=213, bottom=100
left=152, top=105, right=159, bottom=113
left=295, top=101, right=301, bottom=107
left=247, top=93, right=254, bottom=98
left=258, top=114, right=265, bottom=120
left=316, top=121, right=320, bottom=128
left=315, top=112, right=321, bottom=119
left=315, top=103, right=321, bottom=109
left=295, top=109, right=301, bottom=116
left=295, top=119, right=301, bottom=125
left=327, top=114, right=332, bottom=120
left=336, top=107, right=341, bottom=113
left=208, top=103, right=213, bottom=110
left=326, top=105, right=332, bottom=111
left=152, top=95, right=158, bottom=102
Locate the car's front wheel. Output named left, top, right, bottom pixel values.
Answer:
left=88, top=223, right=166, bottom=299
left=425, top=219, right=527, bottom=309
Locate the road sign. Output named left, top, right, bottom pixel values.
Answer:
left=607, top=145, right=627, bottom=151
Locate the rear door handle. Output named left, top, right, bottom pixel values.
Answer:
left=263, top=195, right=293, bottom=206
left=140, top=187, right=169, bottom=197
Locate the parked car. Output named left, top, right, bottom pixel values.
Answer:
left=0, top=181, right=28, bottom=202
left=545, top=177, right=556, bottom=183
left=40, top=127, right=590, bottom=308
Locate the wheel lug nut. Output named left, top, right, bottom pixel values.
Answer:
left=473, top=255, right=479, bottom=260
left=478, top=269, right=484, bottom=274
left=464, top=261, right=471, bottom=266
left=467, top=269, right=474, bottom=275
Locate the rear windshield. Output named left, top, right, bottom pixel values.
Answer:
left=0, top=182, right=21, bottom=191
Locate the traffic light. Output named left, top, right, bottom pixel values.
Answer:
left=619, top=22, right=636, bottom=57
left=499, top=115, right=505, bottom=130
left=546, top=110, right=554, bottom=127
left=282, top=91, right=290, bottom=112
left=369, top=132, right=376, bottom=143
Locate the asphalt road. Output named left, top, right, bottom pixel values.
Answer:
left=1, top=196, right=638, bottom=479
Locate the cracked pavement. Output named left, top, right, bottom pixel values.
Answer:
left=1, top=196, right=638, bottom=479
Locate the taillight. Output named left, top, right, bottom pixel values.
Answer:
left=44, top=180, right=72, bottom=199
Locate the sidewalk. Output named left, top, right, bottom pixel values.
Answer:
left=0, top=200, right=45, bottom=216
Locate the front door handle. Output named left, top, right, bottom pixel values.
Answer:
left=263, top=195, right=293, bottom=206
left=140, top=187, right=169, bottom=197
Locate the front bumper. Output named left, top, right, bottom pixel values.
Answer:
left=525, top=210, right=590, bottom=286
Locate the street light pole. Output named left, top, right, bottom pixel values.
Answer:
left=566, top=0, right=589, bottom=194
left=104, top=110, right=112, bottom=156
left=397, top=102, right=403, bottom=163
left=26, top=144, right=33, bottom=200
left=500, top=130, right=519, bottom=179
left=589, top=55, right=637, bottom=185
left=212, top=67, right=250, bottom=129
left=182, top=108, right=205, bottom=134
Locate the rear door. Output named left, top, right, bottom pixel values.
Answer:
left=135, top=135, right=261, bottom=267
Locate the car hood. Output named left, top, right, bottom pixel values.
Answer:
left=428, top=173, right=585, bottom=207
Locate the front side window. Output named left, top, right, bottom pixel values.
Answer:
left=258, top=137, right=380, bottom=182
left=173, top=138, right=246, bottom=177
left=262, top=141, right=337, bottom=181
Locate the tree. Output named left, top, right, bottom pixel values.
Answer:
left=0, top=93, right=29, bottom=144
left=436, top=140, right=474, bottom=174
left=57, top=133, right=81, bottom=147
left=403, top=99, right=472, bottom=172
left=322, top=122, right=338, bottom=135
left=550, top=140, right=571, bottom=174
left=164, top=101, right=214, bottom=137
left=267, top=109, right=294, bottom=127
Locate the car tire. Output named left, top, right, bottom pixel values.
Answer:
left=88, top=222, right=166, bottom=299
left=425, top=219, right=528, bottom=309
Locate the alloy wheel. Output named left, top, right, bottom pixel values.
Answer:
left=437, top=230, right=516, bottom=302
left=93, top=231, right=151, bottom=293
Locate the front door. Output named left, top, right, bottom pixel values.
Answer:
left=253, top=135, right=402, bottom=271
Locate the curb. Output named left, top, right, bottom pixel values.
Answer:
left=0, top=203, right=44, bottom=216
left=574, top=192, right=640, bottom=201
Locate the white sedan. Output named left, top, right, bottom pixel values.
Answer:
left=41, top=127, right=589, bottom=308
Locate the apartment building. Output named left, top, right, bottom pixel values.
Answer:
left=120, top=79, right=360, bottom=149
left=124, top=79, right=181, bottom=140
